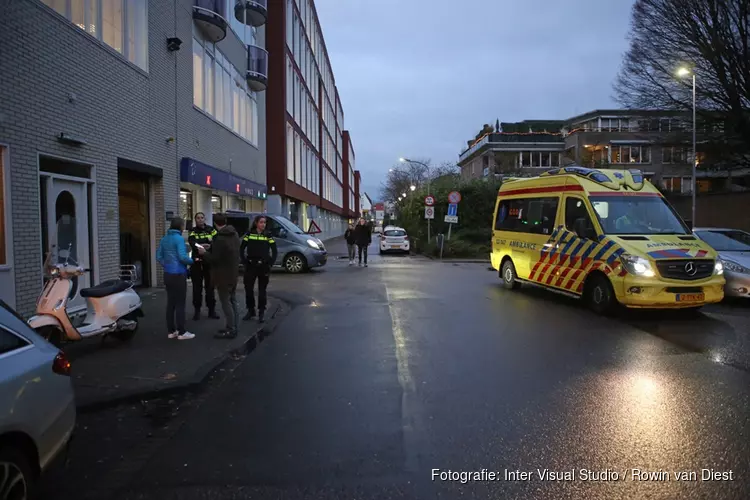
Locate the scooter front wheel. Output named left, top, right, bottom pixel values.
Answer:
left=36, top=326, right=63, bottom=348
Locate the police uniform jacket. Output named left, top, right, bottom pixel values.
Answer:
left=241, top=231, right=278, bottom=268
left=188, top=225, right=217, bottom=262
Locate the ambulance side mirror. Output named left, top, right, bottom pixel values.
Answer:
left=574, top=218, right=596, bottom=240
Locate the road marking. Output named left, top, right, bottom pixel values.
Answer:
left=384, top=282, right=426, bottom=478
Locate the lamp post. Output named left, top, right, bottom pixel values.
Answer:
left=400, top=157, right=432, bottom=242
left=677, top=66, right=697, bottom=227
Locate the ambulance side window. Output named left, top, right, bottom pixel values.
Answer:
left=495, top=199, right=528, bottom=232
left=496, top=197, right=558, bottom=234
left=565, top=198, right=595, bottom=232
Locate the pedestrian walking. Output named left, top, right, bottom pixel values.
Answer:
left=240, top=215, right=278, bottom=323
left=344, top=223, right=357, bottom=265
left=353, top=217, right=371, bottom=267
left=188, top=212, right=219, bottom=320
left=156, top=217, right=195, bottom=340
left=195, top=213, right=240, bottom=339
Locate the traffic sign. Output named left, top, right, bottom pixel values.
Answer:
left=444, top=215, right=458, bottom=224
left=447, top=203, right=458, bottom=217
left=424, top=195, right=435, bottom=207
left=307, top=220, right=322, bottom=234
left=425, top=207, right=435, bottom=219
left=448, top=191, right=462, bottom=204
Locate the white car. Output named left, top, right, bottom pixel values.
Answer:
left=0, top=299, right=76, bottom=498
left=379, top=226, right=410, bottom=254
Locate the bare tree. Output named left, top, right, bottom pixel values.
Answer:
left=614, top=0, right=750, bottom=168
left=379, top=159, right=430, bottom=202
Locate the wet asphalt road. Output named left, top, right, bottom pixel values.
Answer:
left=47, top=241, right=750, bottom=500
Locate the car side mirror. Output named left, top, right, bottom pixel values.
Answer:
left=278, top=228, right=288, bottom=239
left=574, top=218, right=596, bottom=240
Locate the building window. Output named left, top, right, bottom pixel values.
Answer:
left=611, top=145, right=651, bottom=164
left=193, top=37, right=259, bottom=146
left=44, top=0, right=148, bottom=70
left=663, top=146, right=688, bottom=164
left=179, top=190, right=194, bottom=225
left=286, top=124, right=294, bottom=181
left=660, top=177, right=693, bottom=194
left=0, top=148, right=6, bottom=265
left=211, top=195, right=222, bottom=214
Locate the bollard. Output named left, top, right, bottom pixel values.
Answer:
left=438, top=233, right=445, bottom=259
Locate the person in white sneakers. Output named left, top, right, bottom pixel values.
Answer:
left=156, top=217, right=196, bottom=340
left=344, top=223, right=357, bottom=265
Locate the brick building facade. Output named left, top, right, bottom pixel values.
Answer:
left=0, top=0, right=268, bottom=316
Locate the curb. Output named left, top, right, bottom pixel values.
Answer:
left=75, top=297, right=291, bottom=413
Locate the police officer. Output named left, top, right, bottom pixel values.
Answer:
left=188, top=212, right=219, bottom=320
left=240, top=215, right=278, bottom=323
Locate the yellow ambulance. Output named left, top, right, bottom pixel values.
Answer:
left=491, top=166, right=725, bottom=314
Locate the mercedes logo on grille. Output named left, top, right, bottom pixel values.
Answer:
left=684, top=261, right=697, bottom=276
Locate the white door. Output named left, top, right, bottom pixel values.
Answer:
left=46, top=178, right=91, bottom=312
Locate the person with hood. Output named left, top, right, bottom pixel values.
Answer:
left=194, top=213, right=241, bottom=339
left=240, top=215, right=278, bottom=323
left=156, top=217, right=195, bottom=340
left=353, top=217, right=372, bottom=267
left=344, top=223, right=357, bottom=265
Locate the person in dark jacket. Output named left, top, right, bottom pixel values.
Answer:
left=195, top=213, right=240, bottom=339
left=353, top=217, right=372, bottom=267
left=240, top=215, right=278, bottom=322
left=344, top=223, right=357, bottom=265
left=188, top=212, right=219, bottom=320
left=156, top=217, right=195, bottom=340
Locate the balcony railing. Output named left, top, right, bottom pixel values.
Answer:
left=193, top=0, right=228, bottom=43
left=235, top=0, right=267, bottom=27
left=246, top=44, right=268, bottom=91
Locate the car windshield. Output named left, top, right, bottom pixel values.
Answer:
left=695, top=230, right=750, bottom=252
left=384, top=230, right=406, bottom=237
left=589, top=195, right=690, bottom=235
left=274, top=215, right=305, bottom=234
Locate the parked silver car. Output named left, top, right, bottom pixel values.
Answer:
left=0, top=299, right=76, bottom=499
left=694, top=227, right=750, bottom=298
left=223, top=212, right=328, bottom=273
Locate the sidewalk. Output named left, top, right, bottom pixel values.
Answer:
left=64, top=284, right=288, bottom=410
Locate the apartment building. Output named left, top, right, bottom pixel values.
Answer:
left=458, top=110, right=700, bottom=195
left=0, top=0, right=268, bottom=316
left=265, top=0, right=361, bottom=240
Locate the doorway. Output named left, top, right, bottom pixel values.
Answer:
left=118, top=169, right=151, bottom=287
left=40, top=174, right=93, bottom=313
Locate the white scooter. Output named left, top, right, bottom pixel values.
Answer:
left=28, top=244, right=143, bottom=347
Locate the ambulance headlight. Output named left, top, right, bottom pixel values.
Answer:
left=620, top=254, right=655, bottom=277
left=715, top=260, right=725, bottom=275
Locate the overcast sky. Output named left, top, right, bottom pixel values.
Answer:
left=313, top=0, right=636, bottom=200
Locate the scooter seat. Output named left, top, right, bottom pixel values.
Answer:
left=80, top=279, right=131, bottom=298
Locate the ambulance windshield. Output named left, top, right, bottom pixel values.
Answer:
left=589, top=195, right=690, bottom=235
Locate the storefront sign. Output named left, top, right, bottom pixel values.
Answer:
left=179, top=158, right=267, bottom=199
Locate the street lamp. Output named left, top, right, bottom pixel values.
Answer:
left=677, top=66, right=697, bottom=227
left=400, top=157, right=433, bottom=242
left=402, top=192, right=407, bottom=198
left=410, top=185, right=416, bottom=191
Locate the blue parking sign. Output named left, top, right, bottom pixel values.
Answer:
left=447, top=204, right=458, bottom=216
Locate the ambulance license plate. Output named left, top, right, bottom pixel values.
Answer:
left=676, top=293, right=704, bottom=302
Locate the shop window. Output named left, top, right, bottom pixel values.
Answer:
left=211, top=195, right=222, bottom=214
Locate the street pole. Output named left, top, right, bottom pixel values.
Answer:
left=427, top=176, right=431, bottom=244
left=691, top=73, right=696, bottom=228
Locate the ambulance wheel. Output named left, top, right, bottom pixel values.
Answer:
left=585, top=274, right=616, bottom=315
left=501, top=260, right=520, bottom=290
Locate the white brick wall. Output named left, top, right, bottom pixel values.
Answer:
left=0, top=0, right=267, bottom=316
